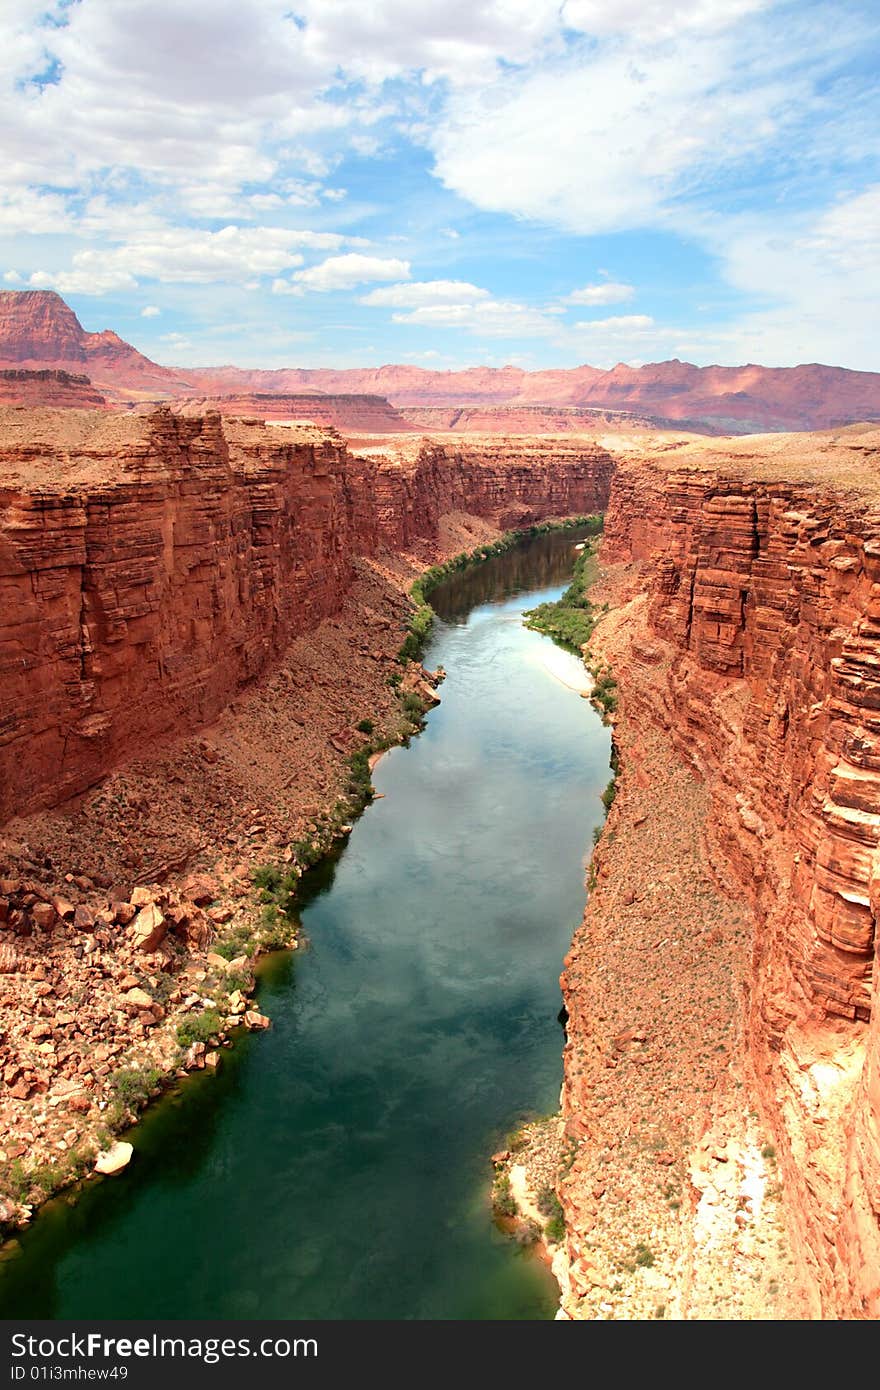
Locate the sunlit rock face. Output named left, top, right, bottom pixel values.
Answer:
left=0, top=408, right=613, bottom=823
left=583, top=431, right=880, bottom=1316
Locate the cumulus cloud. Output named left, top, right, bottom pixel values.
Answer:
left=694, top=188, right=880, bottom=367
left=25, top=227, right=315, bottom=292
left=390, top=298, right=557, bottom=337
left=0, top=1, right=876, bottom=369
left=292, top=0, right=568, bottom=86
left=560, top=0, right=768, bottom=40
left=141, top=305, right=161, bottom=317
left=430, top=26, right=809, bottom=236
left=566, top=282, right=635, bottom=306
left=27, top=266, right=138, bottom=296
left=572, top=314, right=654, bottom=332
left=291, top=254, right=412, bottom=292
left=0, top=188, right=73, bottom=235
left=361, top=280, right=490, bottom=307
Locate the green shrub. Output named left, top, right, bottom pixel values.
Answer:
left=590, top=668, right=618, bottom=719
left=492, top=1173, right=518, bottom=1218
left=251, top=864, right=282, bottom=895
left=213, top=926, right=255, bottom=960
left=109, top=1066, right=161, bottom=1111
left=524, top=538, right=602, bottom=651
left=538, top=1186, right=566, bottom=1242
left=176, top=1008, right=223, bottom=1048
left=401, top=691, right=426, bottom=723
left=356, top=718, right=374, bottom=735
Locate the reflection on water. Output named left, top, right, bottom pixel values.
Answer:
left=0, top=525, right=610, bottom=1320
left=430, top=526, right=597, bottom=624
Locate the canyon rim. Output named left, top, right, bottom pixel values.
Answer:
left=1, top=0, right=880, bottom=1331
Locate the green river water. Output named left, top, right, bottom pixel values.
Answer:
left=0, top=525, right=611, bottom=1320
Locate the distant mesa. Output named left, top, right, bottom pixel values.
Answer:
left=1, top=289, right=879, bottom=434
left=171, top=392, right=412, bottom=433
left=0, top=367, right=106, bottom=408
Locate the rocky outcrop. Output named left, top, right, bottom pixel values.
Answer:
left=171, top=392, right=412, bottom=433
left=561, top=430, right=880, bottom=1317
left=0, top=409, right=612, bottom=824
left=0, top=370, right=106, bottom=408
left=397, top=404, right=663, bottom=433
left=0, top=291, right=191, bottom=400
left=0, top=292, right=89, bottom=366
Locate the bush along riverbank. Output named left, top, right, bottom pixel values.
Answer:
left=493, top=521, right=624, bottom=1278
left=249, top=514, right=607, bottom=928
left=523, top=526, right=618, bottom=726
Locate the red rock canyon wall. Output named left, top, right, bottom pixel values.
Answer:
left=593, top=451, right=880, bottom=1314
left=0, top=410, right=612, bottom=824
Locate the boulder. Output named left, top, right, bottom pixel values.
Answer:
left=129, top=902, right=167, bottom=952
left=124, top=987, right=153, bottom=1009
left=243, top=1010, right=271, bottom=1031
left=73, top=904, right=95, bottom=932
left=94, top=1141, right=133, bottom=1176
left=31, top=902, right=56, bottom=930
left=182, top=876, right=216, bottom=907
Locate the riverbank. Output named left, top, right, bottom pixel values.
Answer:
left=0, top=511, right=509, bottom=1233
left=0, top=511, right=602, bottom=1242
left=510, top=553, right=822, bottom=1319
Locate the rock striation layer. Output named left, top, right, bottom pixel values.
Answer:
left=0, top=370, right=106, bottom=409
left=0, top=409, right=612, bottom=824
left=560, top=427, right=880, bottom=1317
left=171, top=392, right=411, bottom=433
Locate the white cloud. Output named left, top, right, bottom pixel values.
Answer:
left=560, top=0, right=768, bottom=40
left=361, top=280, right=490, bottom=307
left=26, top=227, right=312, bottom=292
left=141, top=305, right=161, bottom=317
left=0, top=188, right=73, bottom=235
left=27, top=266, right=138, bottom=296
left=430, top=27, right=806, bottom=236
left=572, top=314, right=654, bottom=332
left=292, top=254, right=411, bottom=292
left=567, top=282, right=635, bottom=305
left=693, top=188, right=880, bottom=367
left=390, top=298, right=556, bottom=337
left=293, top=0, right=568, bottom=86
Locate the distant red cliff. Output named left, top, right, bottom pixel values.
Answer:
left=2, top=290, right=880, bottom=434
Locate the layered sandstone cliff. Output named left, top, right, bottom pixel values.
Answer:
left=0, top=370, right=106, bottom=408
left=171, top=392, right=411, bottom=433
left=4, top=401, right=880, bottom=1316
left=0, top=409, right=611, bottom=825
left=559, top=426, right=880, bottom=1317
left=397, top=404, right=662, bottom=433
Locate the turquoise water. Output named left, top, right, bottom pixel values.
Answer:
left=0, top=526, right=610, bottom=1319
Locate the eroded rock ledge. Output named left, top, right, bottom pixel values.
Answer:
left=0, top=408, right=612, bottom=823
left=560, top=426, right=880, bottom=1318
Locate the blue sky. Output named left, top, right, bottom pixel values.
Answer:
left=1, top=0, right=878, bottom=371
